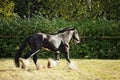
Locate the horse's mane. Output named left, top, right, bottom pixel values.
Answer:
left=57, top=27, right=75, bottom=33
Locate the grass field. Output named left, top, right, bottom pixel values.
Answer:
left=0, top=59, right=120, bottom=80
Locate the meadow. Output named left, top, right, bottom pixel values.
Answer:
left=0, top=59, right=120, bottom=80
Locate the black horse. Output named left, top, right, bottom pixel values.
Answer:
left=14, top=27, right=80, bottom=70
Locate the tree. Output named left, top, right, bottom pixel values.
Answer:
left=13, top=0, right=120, bottom=20
left=0, top=0, right=15, bottom=18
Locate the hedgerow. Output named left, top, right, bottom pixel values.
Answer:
left=0, top=15, right=120, bottom=59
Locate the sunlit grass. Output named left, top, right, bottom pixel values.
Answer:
left=0, top=59, right=120, bottom=80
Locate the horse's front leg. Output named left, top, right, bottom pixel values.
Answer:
left=63, top=45, right=78, bottom=70
left=65, top=51, right=78, bottom=70
left=47, top=52, right=60, bottom=68
left=65, top=51, right=71, bottom=63
left=62, top=44, right=71, bottom=63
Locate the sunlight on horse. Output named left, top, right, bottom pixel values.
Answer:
left=14, top=27, right=80, bottom=70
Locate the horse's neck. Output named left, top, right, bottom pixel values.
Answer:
left=59, top=31, right=74, bottom=43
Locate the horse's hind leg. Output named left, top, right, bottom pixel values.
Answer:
left=20, top=49, right=39, bottom=69
left=33, top=53, right=39, bottom=70
left=19, top=58, right=29, bottom=69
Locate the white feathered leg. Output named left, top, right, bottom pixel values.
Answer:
left=35, top=62, right=46, bottom=70
left=19, top=58, right=30, bottom=69
left=67, top=61, right=78, bottom=70
left=48, top=58, right=59, bottom=68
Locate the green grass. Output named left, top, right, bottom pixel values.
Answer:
left=0, top=59, right=120, bottom=80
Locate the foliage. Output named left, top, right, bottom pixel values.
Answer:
left=12, top=0, right=120, bottom=20
left=0, top=0, right=119, bottom=59
left=0, top=0, right=15, bottom=18
left=0, top=15, right=120, bottom=59
left=0, top=0, right=119, bottom=20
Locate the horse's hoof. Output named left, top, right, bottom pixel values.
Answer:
left=68, top=61, right=78, bottom=70
left=19, top=58, right=29, bottom=69
left=21, top=65, right=26, bottom=69
left=47, top=58, right=55, bottom=68
left=47, top=58, right=59, bottom=68
left=47, top=59, right=52, bottom=68
left=37, top=65, right=46, bottom=70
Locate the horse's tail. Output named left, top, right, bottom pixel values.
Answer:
left=14, top=36, right=30, bottom=67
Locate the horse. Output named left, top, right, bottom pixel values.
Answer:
left=14, top=27, right=80, bottom=70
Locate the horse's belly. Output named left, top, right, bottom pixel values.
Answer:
left=43, top=45, right=58, bottom=52
left=43, top=40, right=61, bottom=51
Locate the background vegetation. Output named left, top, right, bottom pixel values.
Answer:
left=0, top=0, right=120, bottom=59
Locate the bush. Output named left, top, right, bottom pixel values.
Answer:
left=0, top=15, right=120, bottom=59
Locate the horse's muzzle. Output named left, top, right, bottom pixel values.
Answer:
left=74, top=40, right=81, bottom=45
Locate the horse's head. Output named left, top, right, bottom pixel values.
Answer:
left=73, top=28, right=80, bottom=44
left=56, top=26, right=81, bottom=44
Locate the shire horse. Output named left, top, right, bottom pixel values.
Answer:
left=14, top=27, right=80, bottom=70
